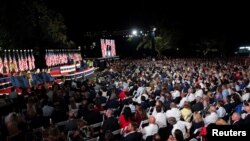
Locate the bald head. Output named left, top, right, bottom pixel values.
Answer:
left=232, top=112, right=241, bottom=122
left=148, top=116, right=156, bottom=124
left=168, top=117, right=177, bottom=125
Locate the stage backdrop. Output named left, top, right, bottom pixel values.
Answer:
left=100, top=39, right=116, bottom=58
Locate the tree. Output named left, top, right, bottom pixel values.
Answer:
left=136, top=28, right=172, bottom=56
left=0, top=24, right=12, bottom=49
left=0, top=0, right=74, bottom=49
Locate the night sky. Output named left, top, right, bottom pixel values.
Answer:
left=2, top=0, right=250, bottom=57
left=45, top=1, right=250, bottom=47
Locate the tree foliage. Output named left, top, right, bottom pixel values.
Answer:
left=0, top=0, right=74, bottom=49
left=136, top=28, right=173, bottom=56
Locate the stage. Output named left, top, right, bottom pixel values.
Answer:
left=0, top=66, right=98, bottom=95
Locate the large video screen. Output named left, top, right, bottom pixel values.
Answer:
left=100, top=39, right=116, bottom=58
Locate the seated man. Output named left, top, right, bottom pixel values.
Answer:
left=101, top=109, right=120, bottom=133
left=123, top=122, right=142, bottom=141
left=141, top=116, right=159, bottom=140
left=168, top=117, right=191, bottom=140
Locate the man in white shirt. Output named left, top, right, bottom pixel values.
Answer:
left=242, top=88, right=250, bottom=102
left=178, top=93, right=187, bottom=108
left=133, top=84, right=145, bottom=103
left=136, top=84, right=145, bottom=98
left=204, top=106, right=218, bottom=125
left=154, top=106, right=167, bottom=128
left=168, top=117, right=191, bottom=139
left=194, top=85, right=203, bottom=98
left=42, top=103, right=54, bottom=117
left=186, top=88, right=195, bottom=103
left=216, top=100, right=226, bottom=118
left=141, top=116, right=159, bottom=140
left=129, top=101, right=136, bottom=113
left=166, top=102, right=181, bottom=121
left=171, top=88, right=180, bottom=100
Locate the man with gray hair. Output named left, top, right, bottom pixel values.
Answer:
left=231, top=112, right=243, bottom=125
left=141, top=116, right=159, bottom=140
left=204, top=105, right=218, bottom=125
left=166, top=102, right=181, bottom=121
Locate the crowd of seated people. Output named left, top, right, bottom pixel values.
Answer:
left=0, top=57, right=250, bottom=141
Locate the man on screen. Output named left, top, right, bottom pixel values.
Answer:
left=106, top=45, right=112, bottom=57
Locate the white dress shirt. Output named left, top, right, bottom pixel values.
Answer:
left=242, top=93, right=250, bottom=102
left=216, top=106, right=226, bottom=118
left=178, top=97, right=187, bottom=108
left=195, top=89, right=203, bottom=98
left=166, top=108, right=181, bottom=121
left=172, top=120, right=191, bottom=139
left=142, top=123, right=159, bottom=140
left=136, top=86, right=145, bottom=97
left=204, top=112, right=218, bottom=125
left=186, top=93, right=195, bottom=102
left=129, top=104, right=136, bottom=113
left=154, top=113, right=167, bottom=128
left=171, top=90, right=180, bottom=99
left=152, top=107, right=164, bottom=116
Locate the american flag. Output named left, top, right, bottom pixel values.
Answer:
left=110, top=40, right=116, bottom=56
left=13, top=53, right=19, bottom=73
left=8, top=53, right=12, bottom=72
left=63, top=53, right=67, bottom=64
left=3, top=54, right=9, bottom=73
left=24, top=51, right=29, bottom=70
left=21, top=51, right=27, bottom=71
left=0, top=57, right=3, bottom=73
left=18, top=51, right=23, bottom=71
left=31, top=51, right=35, bottom=69
left=9, top=53, right=15, bottom=72
left=52, top=53, right=56, bottom=66
left=28, top=52, right=32, bottom=70
left=45, top=50, right=82, bottom=67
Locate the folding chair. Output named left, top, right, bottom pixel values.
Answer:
left=139, top=119, right=149, bottom=129
left=90, top=122, right=103, bottom=136
left=86, top=136, right=99, bottom=141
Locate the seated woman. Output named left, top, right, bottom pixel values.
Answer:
left=134, top=104, right=148, bottom=125
left=119, top=107, right=132, bottom=129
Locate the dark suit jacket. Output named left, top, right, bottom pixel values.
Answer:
left=106, top=99, right=120, bottom=109
left=102, top=117, right=120, bottom=133
left=83, top=110, right=102, bottom=125
left=65, top=119, right=78, bottom=131
left=243, top=114, right=250, bottom=125
left=232, top=119, right=243, bottom=125
left=123, top=132, right=142, bottom=141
